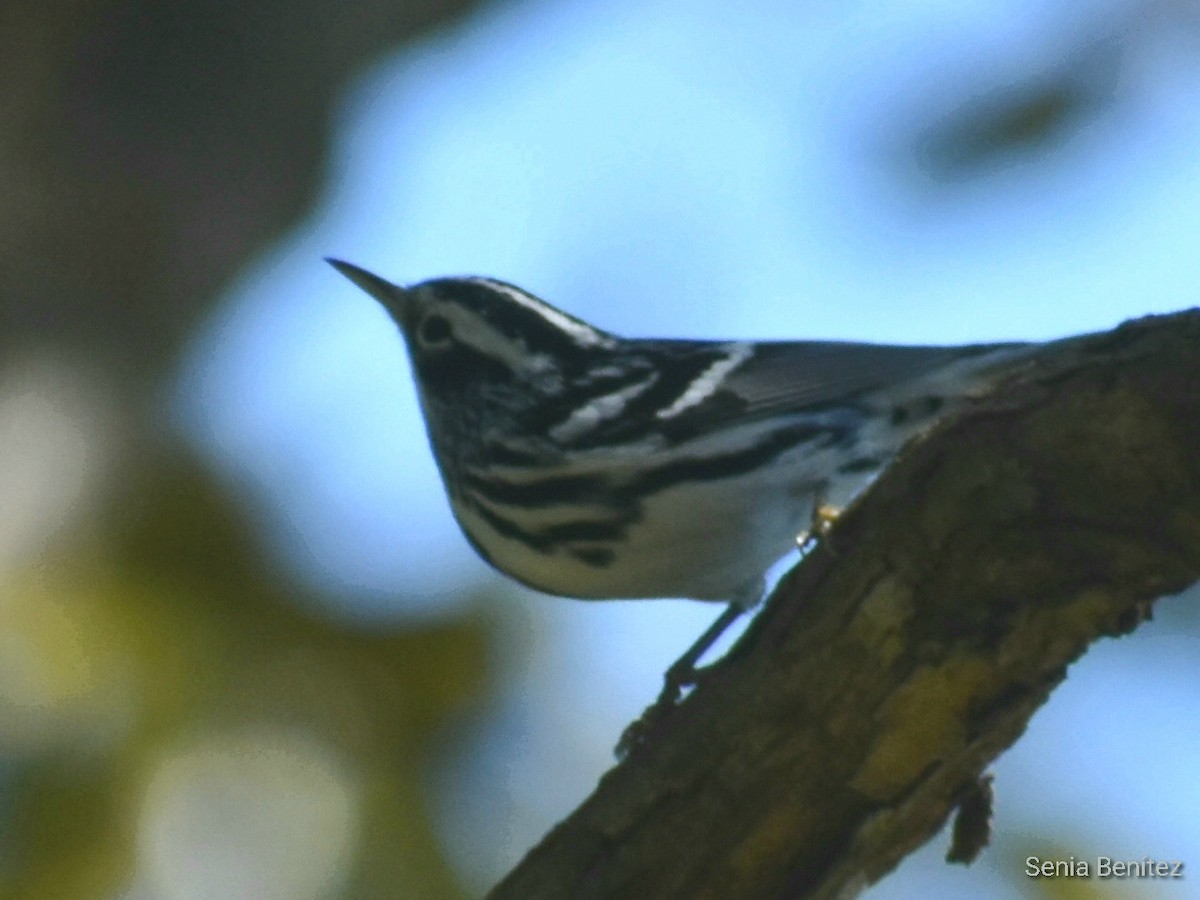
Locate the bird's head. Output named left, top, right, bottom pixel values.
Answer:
left=328, top=259, right=617, bottom=426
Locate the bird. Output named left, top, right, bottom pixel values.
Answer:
left=328, top=259, right=1048, bottom=689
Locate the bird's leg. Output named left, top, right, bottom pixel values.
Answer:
left=624, top=491, right=848, bottom=755
left=660, top=576, right=762, bottom=694
left=662, top=602, right=746, bottom=695
left=796, top=484, right=842, bottom=555
left=617, top=599, right=750, bottom=758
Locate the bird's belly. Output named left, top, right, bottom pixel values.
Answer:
left=592, top=477, right=814, bottom=601
left=452, top=466, right=822, bottom=603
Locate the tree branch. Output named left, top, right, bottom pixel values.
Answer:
left=488, top=309, right=1200, bottom=900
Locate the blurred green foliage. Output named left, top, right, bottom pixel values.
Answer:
left=2, top=447, right=490, bottom=899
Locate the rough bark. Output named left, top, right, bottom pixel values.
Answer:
left=488, top=308, right=1200, bottom=900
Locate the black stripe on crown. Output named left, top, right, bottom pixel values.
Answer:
left=424, top=278, right=610, bottom=361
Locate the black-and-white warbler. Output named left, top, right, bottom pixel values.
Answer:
left=329, top=259, right=1045, bottom=683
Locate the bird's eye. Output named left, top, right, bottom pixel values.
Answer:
left=418, top=313, right=453, bottom=345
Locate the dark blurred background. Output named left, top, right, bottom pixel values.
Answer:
left=2, top=0, right=1198, bottom=897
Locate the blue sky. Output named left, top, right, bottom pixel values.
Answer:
left=176, top=0, right=1200, bottom=893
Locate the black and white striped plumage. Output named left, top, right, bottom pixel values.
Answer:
left=329, top=260, right=1037, bottom=610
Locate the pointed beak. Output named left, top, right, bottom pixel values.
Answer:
left=326, top=258, right=412, bottom=325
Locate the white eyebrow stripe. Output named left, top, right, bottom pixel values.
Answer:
left=657, top=343, right=754, bottom=420
left=549, top=374, right=660, bottom=443
left=467, top=278, right=614, bottom=348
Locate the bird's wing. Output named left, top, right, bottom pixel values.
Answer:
left=641, top=338, right=1035, bottom=444
left=523, top=338, right=1032, bottom=453
left=722, top=340, right=1024, bottom=414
